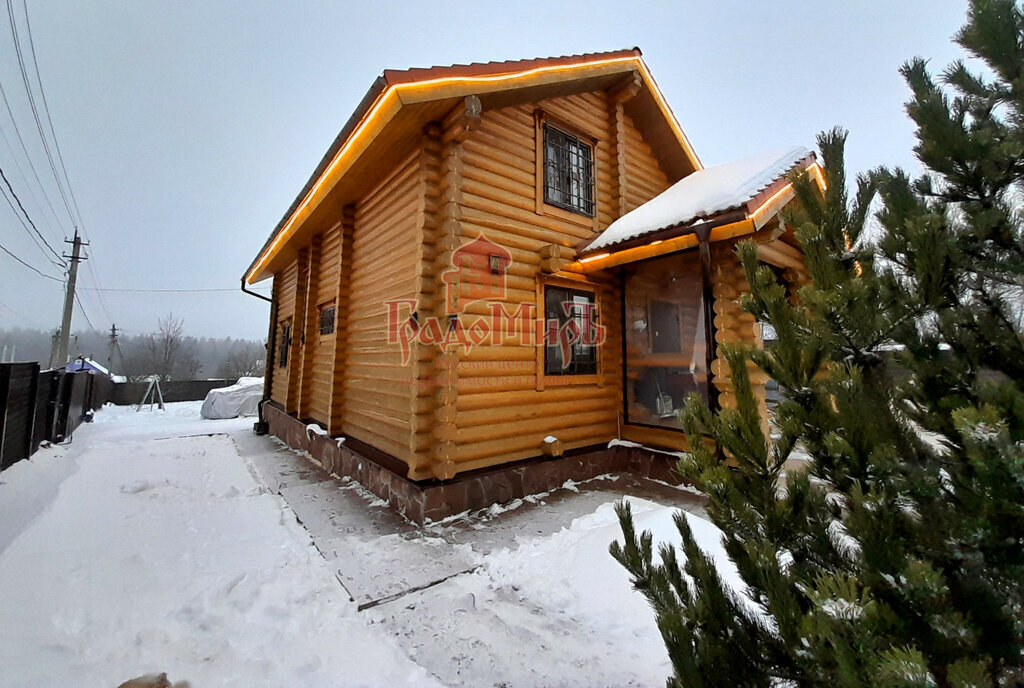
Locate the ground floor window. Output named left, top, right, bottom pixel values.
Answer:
left=318, top=303, right=336, bottom=336
left=623, top=251, right=710, bottom=430
left=277, top=320, right=291, bottom=368
left=544, top=285, right=598, bottom=376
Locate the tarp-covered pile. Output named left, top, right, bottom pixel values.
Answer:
left=200, top=377, right=264, bottom=419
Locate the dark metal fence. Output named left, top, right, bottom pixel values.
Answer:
left=107, top=378, right=234, bottom=405
left=0, top=363, right=109, bottom=471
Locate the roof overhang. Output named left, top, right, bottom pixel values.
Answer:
left=573, top=157, right=824, bottom=272
left=244, top=50, right=702, bottom=284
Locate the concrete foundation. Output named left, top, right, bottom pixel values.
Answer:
left=263, top=402, right=688, bottom=524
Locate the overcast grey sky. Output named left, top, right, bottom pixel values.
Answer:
left=0, top=0, right=967, bottom=340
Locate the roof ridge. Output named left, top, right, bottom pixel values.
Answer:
left=381, top=48, right=642, bottom=85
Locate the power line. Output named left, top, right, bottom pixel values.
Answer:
left=5, top=0, right=76, bottom=229
left=11, top=1, right=116, bottom=331
left=73, top=290, right=97, bottom=333
left=0, top=119, right=61, bottom=240
left=0, top=79, right=68, bottom=238
left=80, top=244, right=114, bottom=323
left=18, top=0, right=82, bottom=229
left=0, top=180, right=58, bottom=267
left=0, top=162, right=63, bottom=264
left=4, top=2, right=117, bottom=340
left=0, top=238, right=63, bottom=282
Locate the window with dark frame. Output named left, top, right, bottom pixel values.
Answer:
left=278, top=321, right=291, bottom=368
left=543, top=123, right=595, bottom=217
left=318, top=305, right=336, bottom=336
left=544, top=285, right=598, bottom=376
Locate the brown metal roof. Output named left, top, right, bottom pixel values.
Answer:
left=244, top=48, right=681, bottom=284
left=381, top=48, right=642, bottom=84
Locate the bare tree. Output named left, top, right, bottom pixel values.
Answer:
left=216, top=342, right=266, bottom=379
left=135, top=314, right=200, bottom=381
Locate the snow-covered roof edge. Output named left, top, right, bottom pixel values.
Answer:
left=584, top=146, right=813, bottom=253
left=67, top=357, right=110, bottom=375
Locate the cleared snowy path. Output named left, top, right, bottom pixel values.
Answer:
left=237, top=418, right=711, bottom=687
left=1, top=401, right=721, bottom=688
left=0, top=403, right=441, bottom=687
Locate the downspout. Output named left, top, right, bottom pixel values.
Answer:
left=694, top=226, right=720, bottom=414
left=241, top=277, right=274, bottom=434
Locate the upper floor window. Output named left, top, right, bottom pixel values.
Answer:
left=543, top=124, right=595, bottom=218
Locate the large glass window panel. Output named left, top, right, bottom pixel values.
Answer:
left=623, top=251, right=710, bottom=430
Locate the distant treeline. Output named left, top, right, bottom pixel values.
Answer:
left=0, top=316, right=266, bottom=381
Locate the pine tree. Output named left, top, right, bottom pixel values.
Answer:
left=611, top=2, right=1024, bottom=686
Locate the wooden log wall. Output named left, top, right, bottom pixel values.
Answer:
left=328, top=207, right=355, bottom=435
left=340, top=151, right=423, bottom=465
left=444, top=90, right=671, bottom=474
left=710, top=242, right=769, bottom=423
left=305, top=223, right=343, bottom=425
left=269, top=260, right=297, bottom=406
left=412, top=123, right=446, bottom=480
left=297, top=235, right=322, bottom=419
left=409, top=98, right=484, bottom=480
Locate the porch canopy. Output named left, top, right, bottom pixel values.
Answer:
left=577, top=146, right=818, bottom=271
left=581, top=146, right=819, bottom=428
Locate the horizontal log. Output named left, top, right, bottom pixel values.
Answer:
left=455, top=384, right=612, bottom=410
left=451, top=421, right=617, bottom=466
left=457, top=396, right=615, bottom=428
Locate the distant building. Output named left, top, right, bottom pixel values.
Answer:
left=66, top=357, right=111, bottom=377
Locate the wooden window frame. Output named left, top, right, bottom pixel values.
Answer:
left=318, top=301, right=336, bottom=337
left=534, top=110, right=600, bottom=231
left=535, top=275, right=605, bottom=390
left=278, top=319, right=292, bottom=368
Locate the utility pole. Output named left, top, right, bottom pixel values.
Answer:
left=107, top=323, right=119, bottom=374
left=48, top=330, right=59, bottom=368
left=53, top=230, right=87, bottom=369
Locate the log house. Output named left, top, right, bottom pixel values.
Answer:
left=243, top=49, right=818, bottom=521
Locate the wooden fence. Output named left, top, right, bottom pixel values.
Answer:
left=0, top=363, right=109, bottom=471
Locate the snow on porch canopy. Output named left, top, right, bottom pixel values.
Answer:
left=582, top=146, right=814, bottom=255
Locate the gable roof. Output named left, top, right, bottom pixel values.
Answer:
left=244, top=49, right=701, bottom=283
left=582, top=147, right=817, bottom=255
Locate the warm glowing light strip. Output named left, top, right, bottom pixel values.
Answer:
left=580, top=161, right=824, bottom=270
left=806, top=162, right=827, bottom=190
left=749, top=183, right=796, bottom=224
left=246, top=55, right=701, bottom=283
left=749, top=161, right=826, bottom=225
left=633, top=59, right=703, bottom=172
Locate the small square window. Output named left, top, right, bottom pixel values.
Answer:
left=319, top=305, right=336, bottom=335
left=544, top=285, right=599, bottom=376
left=278, top=321, right=291, bottom=368
left=543, top=124, right=595, bottom=217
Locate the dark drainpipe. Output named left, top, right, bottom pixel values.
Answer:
left=241, top=277, right=274, bottom=434
left=694, top=226, right=720, bottom=413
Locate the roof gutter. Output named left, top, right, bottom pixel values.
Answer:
left=579, top=209, right=749, bottom=257
left=240, top=277, right=273, bottom=303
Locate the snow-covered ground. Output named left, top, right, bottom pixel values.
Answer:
left=0, top=401, right=722, bottom=687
